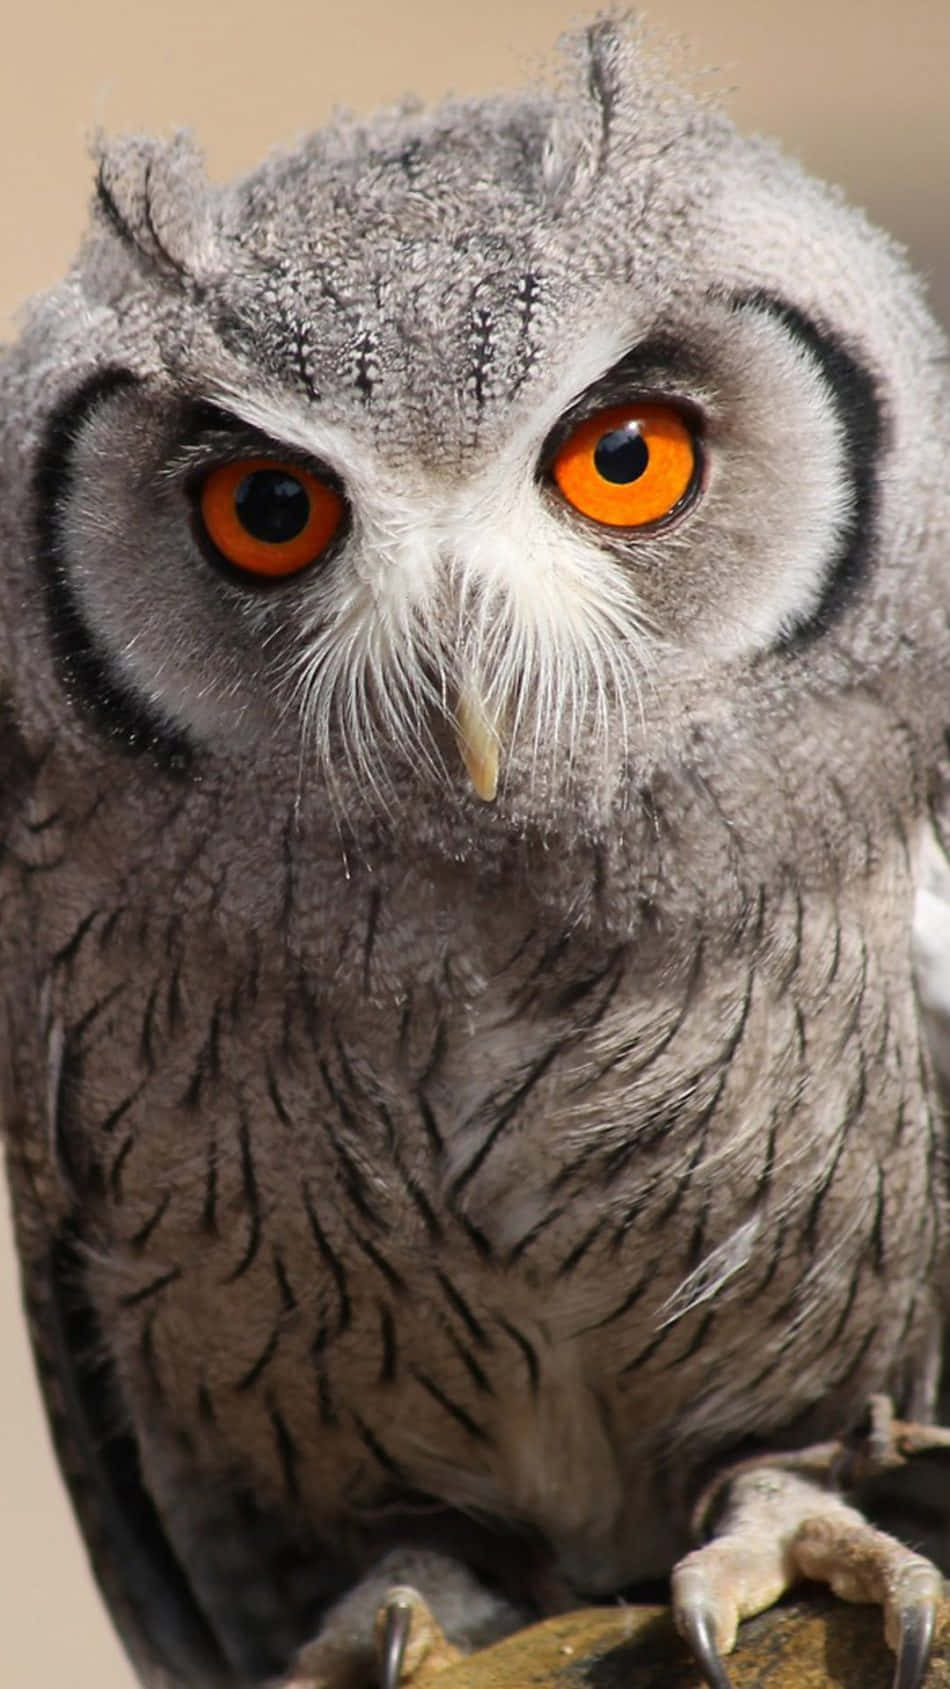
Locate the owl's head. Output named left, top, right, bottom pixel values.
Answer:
left=4, top=17, right=947, bottom=846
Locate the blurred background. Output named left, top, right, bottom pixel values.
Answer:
left=1, top=1, right=947, bottom=1684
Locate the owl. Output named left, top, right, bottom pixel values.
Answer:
left=2, top=14, right=949, bottom=1689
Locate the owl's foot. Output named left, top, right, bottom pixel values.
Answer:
left=286, top=1586, right=459, bottom=1689
left=285, top=1548, right=521, bottom=1689
left=375, top=1588, right=464, bottom=1687
left=672, top=1458, right=943, bottom=1689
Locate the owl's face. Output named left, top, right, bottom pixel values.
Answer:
left=9, top=26, right=948, bottom=846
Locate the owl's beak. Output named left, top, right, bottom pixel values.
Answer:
left=455, top=683, right=502, bottom=802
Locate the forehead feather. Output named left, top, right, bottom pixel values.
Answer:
left=196, top=30, right=725, bottom=431
left=33, top=11, right=937, bottom=468
left=221, top=24, right=720, bottom=276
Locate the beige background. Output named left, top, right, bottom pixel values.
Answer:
left=1, top=2, right=948, bottom=1684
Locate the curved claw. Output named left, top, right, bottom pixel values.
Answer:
left=893, top=1599, right=936, bottom=1689
left=380, top=1597, right=413, bottom=1689
left=677, top=1603, right=735, bottom=1689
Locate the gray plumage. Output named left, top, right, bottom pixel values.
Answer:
left=1, top=15, right=948, bottom=1689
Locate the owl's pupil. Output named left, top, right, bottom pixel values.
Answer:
left=234, top=470, right=310, bottom=544
left=593, top=426, right=649, bottom=484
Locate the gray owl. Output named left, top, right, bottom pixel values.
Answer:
left=2, top=15, right=949, bottom=1689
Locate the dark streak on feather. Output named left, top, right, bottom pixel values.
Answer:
left=236, top=1327, right=281, bottom=1392
left=495, top=1316, right=540, bottom=1396
left=224, top=1115, right=262, bottom=1282
left=302, top=1182, right=352, bottom=1335
left=411, top=1368, right=491, bottom=1445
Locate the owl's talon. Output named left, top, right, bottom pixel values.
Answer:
left=372, top=1584, right=463, bottom=1686
left=674, top=1601, right=735, bottom=1689
left=380, top=1598, right=413, bottom=1689
left=893, top=1599, right=937, bottom=1689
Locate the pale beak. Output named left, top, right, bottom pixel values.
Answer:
left=455, top=681, right=503, bottom=802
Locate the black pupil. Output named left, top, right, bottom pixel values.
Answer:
left=593, top=425, right=649, bottom=485
left=234, top=469, right=310, bottom=544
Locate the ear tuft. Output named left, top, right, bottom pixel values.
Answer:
left=91, top=131, right=222, bottom=287
left=540, top=12, right=661, bottom=199
left=540, top=10, right=717, bottom=208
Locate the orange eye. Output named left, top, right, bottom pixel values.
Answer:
left=198, top=457, right=345, bottom=578
left=551, top=402, right=699, bottom=529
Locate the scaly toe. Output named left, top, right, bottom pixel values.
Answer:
left=793, top=1507, right=943, bottom=1673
